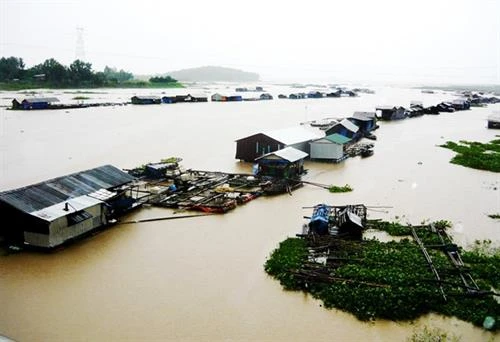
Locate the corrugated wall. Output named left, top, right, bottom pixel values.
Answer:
left=310, top=143, right=343, bottom=160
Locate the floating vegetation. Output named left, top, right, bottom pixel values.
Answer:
left=440, top=139, right=500, bottom=172
left=488, top=214, right=500, bottom=219
left=406, top=326, right=461, bottom=342
left=64, top=91, right=107, bottom=94
left=328, top=184, right=353, bottom=193
left=72, top=96, right=91, bottom=100
left=264, top=220, right=500, bottom=330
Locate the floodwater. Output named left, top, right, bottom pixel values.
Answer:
left=0, top=84, right=499, bottom=341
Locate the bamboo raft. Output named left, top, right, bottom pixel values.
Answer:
left=295, top=207, right=495, bottom=300
left=125, top=162, right=308, bottom=214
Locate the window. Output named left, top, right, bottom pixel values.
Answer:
left=67, top=210, right=92, bottom=226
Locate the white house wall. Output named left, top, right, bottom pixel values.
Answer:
left=23, top=231, right=50, bottom=247
left=48, top=203, right=105, bottom=247
left=310, top=143, right=343, bottom=160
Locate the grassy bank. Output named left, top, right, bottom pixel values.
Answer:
left=440, top=139, right=500, bottom=172
left=0, top=80, right=184, bottom=91
left=264, top=221, right=500, bottom=330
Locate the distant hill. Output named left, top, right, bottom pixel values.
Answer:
left=166, top=66, right=260, bottom=82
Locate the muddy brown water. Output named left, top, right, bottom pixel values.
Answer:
left=0, top=85, right=499, bottom=341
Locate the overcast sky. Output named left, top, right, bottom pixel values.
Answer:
left=1, top=0, right=499, bottom=84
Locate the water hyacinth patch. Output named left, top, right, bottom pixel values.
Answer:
left=440, top=139, right=500, bottom=172
left=264, top=221, right=500, bottom=330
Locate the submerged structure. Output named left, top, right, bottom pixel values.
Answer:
left=0, top=165, right=136, bottom=248
left=265, top=207, right=499, bottom=330
left=305, top=204, right=367, bottom=239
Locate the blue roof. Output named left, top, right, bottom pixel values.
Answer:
left=323, top=133, right=352, bottom=144
left=0, top=165, right=135, bottom=213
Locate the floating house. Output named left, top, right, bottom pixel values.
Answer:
left=326, top=90, right=341, bottom=97
left=375, top=106, right=408, bottom=120
left=176, top=94, right=208, bottom=103
left=235, top=126, right=322, bottom=162
left=422, top=105, right=440, bottom=115
left=211, top=94, right=242, bottom=102
left=227, top=95, right=243, bottom=102
left=488, top=112, right=500, bottom=129
left=289, top=93, right=306, bottom=99
left=211, top=93, right=227, bottom=102
left=407, top=103, right=425, bottom=117
left=341, top=90, right=357, bottom=97
left=255, top=147, right=308, bottom=178
left=452, top=99, right=470, bottom=111
left=324, top=118, right=360, bottom=140
left=235, top=86, right=264, bottom=92
left=0, top=165, right=136, bottom=248
left=347, top=112, right=377, bottom=132
left=278, top=94, right=288, bottom=99
left=242, top=93, right=273, bottom=101
left=437, top=102, right=455, bottom=112
left=309, top=133, right=352, bottom=162
left=12, top=97, right=60, bottom=110
left=307, top=91, right=324, bottom=99
left=161, top=96, right=176, bottom=104
left=131, top=96, right=161, bottom=104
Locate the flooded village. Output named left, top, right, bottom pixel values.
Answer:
left=1, top=83, right=500, bottom=341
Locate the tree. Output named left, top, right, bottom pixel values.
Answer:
left=103, top=66, right=133, bottom=83
left=0, top=56, right=25, bottom=81
left=149, top=75, right=177, bottom=83
left=69, top=59, right=94, bottom=85
left=29, top=58, right=68, bottom=85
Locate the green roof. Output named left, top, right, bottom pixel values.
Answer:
left=324, top=133, right=352, bottom=144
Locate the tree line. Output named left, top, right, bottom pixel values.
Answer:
left=0, top=56, right=177, bottom=88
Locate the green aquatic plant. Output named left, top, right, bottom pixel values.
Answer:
left=406, top=326, right=461, bottom=342
left=488, top=214, right=500, bottom=219
left=328, top=184, right=353, bottom=193
left=264, top=221, right=500, bottom=329
left=440, top=139, right=500, bottom=172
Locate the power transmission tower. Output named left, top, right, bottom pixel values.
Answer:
left=75, top=27, right=86, bottom=61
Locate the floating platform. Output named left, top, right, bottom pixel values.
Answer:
left=126, top=161, right=307, bottom=214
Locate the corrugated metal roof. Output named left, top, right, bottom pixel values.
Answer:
left=30, top=194, right=103, bottom=222
left=22, top=97, right=60, bottom=103
left=0, top=165, right=135, bottom=214
left=339, top=119, right=360, bottom=133
left=322, top=133, right=352, bottom=144
left=255, top=147, right=308, bottom=163
left=132, top=96, right=161, bottom=100
left=263, top=126, right=323, bottom=145
left=352, top=111, right=376, bottom=120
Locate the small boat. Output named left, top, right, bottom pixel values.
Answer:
left=364, top=133, right=377, bottom=140
left=191, top=199, right=237, bottom=213
left=260, top=179, right=303, bottom=195
left=308, top=204, right=331, bottom=235
left=361, top=149, right=374, bottom=158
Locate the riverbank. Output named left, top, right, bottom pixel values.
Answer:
left=0, top=81, right=184, bottom=91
